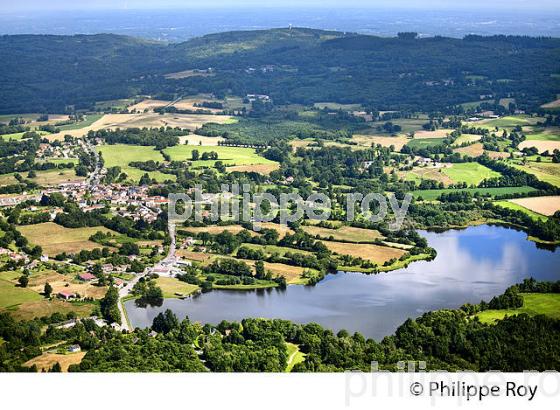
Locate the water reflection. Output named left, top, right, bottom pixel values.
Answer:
left=125, top=225, right=560, bottom=340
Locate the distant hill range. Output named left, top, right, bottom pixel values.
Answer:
left=0, top=28, right=559, bottom=113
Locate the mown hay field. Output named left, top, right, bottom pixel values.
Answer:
left=508, top=196, right=560, bottom=216
left=18, top=222, right=114, bottom=256
left=302, top=225, right=383, bottom=243
left=320, top=241, right=406, bottom=264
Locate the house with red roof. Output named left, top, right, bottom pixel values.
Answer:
left=78, top=272, right=96, bottom=282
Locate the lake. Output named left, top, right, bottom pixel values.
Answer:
left=125, top=224, right=560, bottom=340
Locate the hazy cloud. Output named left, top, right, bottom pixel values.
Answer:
left=1, top=0, right=558, bottom=12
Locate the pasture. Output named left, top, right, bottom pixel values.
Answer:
left=56, top=114, right=103, bottom=131
left=510, top=161, right=560, bottom=187
left=476, top=293, right=560, bottom=324
left=494, top=201, right=548, bottom=222
left=518, top=140, right=560, bottom=154
left=0, top=169, right=84, bottom=187
left=155, top=277, right=199, bottom=298
left=24, top=352, right=86, bottom=372
left=179, top=134, right=224, bottom=146
left=97, top=144, right=174, bottom=182
left=0, top=130, right=50, bottom=141
left=164, top=69, right=214, bottom=80
left=313, top=102, right=362, bottom=110
left=182, top=225, right=256, bottom=236
left=2, top=298, right=94, bottom=320
left=541, top=99, right=560, bottom=109
left=441, top=162, right=500, bottom=186
left=351, top=134, right=409, bottom=150
left=470, top=115, right=542, bottom=130
left=239, top=259, right=308, bottom=284
left=241, top=244, right=312, bottom=257
left=0, top=276, right=42, bottom=310
left=252, top=222, right=294, bottom=237
left=452, top=134, right=482, bottom=146
left=285, top=343, right=305, bottom=372
left=18, top=222, right=114, bottom=256
left=413, top=129, right=451, bottom=139
left=412, top=186, right=536, bottom=201
left=227, top=163, right=280, bottom=174
left=401, top=166, right=453, bottom=186
left=163, top=145, right=277, bottom=168
left=453, top=142, right=485, bottom=157
left=406, top=138, right=446, bottom=149
left=46, top=112, right=237, bottom=140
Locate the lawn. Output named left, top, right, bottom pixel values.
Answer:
left=442, top=162, right=501, bottom=186
left=18, top=222, right=115, bottom=256
left=155, top=277, right=199, bottom=298
left=476, top=293, right=560, bottom=324
left=163, top=145, right=277, bottom=168
left=413, top=186, right=537, bottom=201
left=97, top=144, right=175, bottom=182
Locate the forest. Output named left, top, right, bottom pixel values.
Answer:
left=0, top=29, right=559, bottom=113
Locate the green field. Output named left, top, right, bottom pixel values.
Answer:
left=494, top=201, right=548, bottom=222
left=56, top=114, right=103, bottom=131
left=442, top=162, right=501, bottom=186
left=18, top=222, right=115, bottom=256
left=155, top=277, right=199, bottom=298
left=0, top=168, right=83, bottom=187
left=509, top=161, right=560, bottom=187
left=452, top=134, right=481, bottom=146
left=0, top=276, right=43, bottom=310
left=240, top=244, right=312, bottom=257
left=0, top=130, right=49, bottom=141
left=163, top=145, right=276, bottom=168
left=313, top=102, right=362, bottom=111
left=524, top=128, right=560, bottom=141
left=476, top=293, right=560, bottom=324
left=36, top=158, right=79, bottom=166
left=406, top=138, right=446, bottom=149
left=481, top=115, right=541, bottom=129
left=94, top=99, right=135, bottom=111
left=97, top=144, right=175, bottom=182
left=285, top=343, right=306, bottom=372
left=413, top=186, right=536, bottom=201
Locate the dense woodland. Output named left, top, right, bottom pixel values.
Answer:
left=1, top=29, right=559, bottom=113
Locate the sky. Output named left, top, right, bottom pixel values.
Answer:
left=0, top=0, right=558, bottom=12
